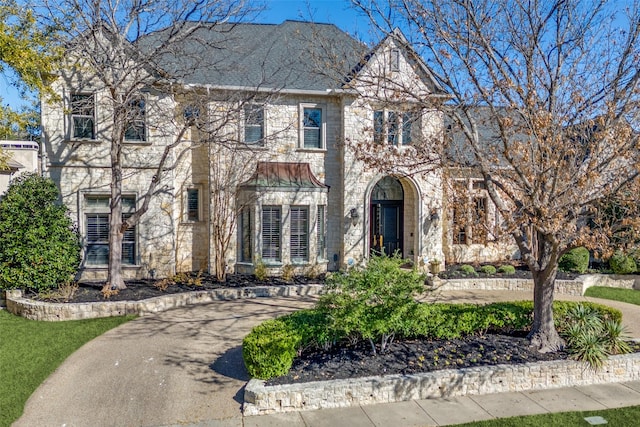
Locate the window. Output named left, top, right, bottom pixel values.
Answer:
left=240, top=208, right=252, bottom=262
left=317, top=205, right=326, bottom=260
left=85, top=195, right=136, bottom=265
left=124, top=98, right=146, bottom=142
left=373, top=110, right=417, bottom=146
left=472, top=197, right=488, bottom=244
left=261, top=207, right=281, bottom=262
left=301, top=106, right=323, bottom=149
left=244, top=105, right=264, bottom=145
left=452, top=205, right=467, bottom=245
left=71, top=94, right=95, bottom=140
left=390, top=48, right=400, bottom=71
left=290, top=207, right=309, bottom=262
left=187, top=189, right=199, bottom=221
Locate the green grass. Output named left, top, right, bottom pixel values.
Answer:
left=584, top=286, right=640, bottom=306
left=457, top=405, right=640, bottom=426
left=0, top=310, right=133, bottom=427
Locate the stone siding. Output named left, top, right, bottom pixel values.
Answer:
left=6, top=285, right=323, bottom=321
left=435, top=278, right=584, bottom=296
left=243, top=352, right=640, bottom=415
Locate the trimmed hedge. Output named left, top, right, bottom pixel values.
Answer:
left=609, top=251, right=637, bottom=274
left=242, top=300, right=622, bottom=379
left=498, top=265, right=516, bottom=274
left=479, top=265, right=497, bottom=275
left=559, top=247, right=590, bottom=274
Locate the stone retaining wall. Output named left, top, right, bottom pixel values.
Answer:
left=6, top=285, right=324, bottom=321
left=243, top=352, right=640, bottom=416
left=435, top=278, right=584, bottom=296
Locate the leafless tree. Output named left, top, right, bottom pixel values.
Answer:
left=350, top=0, right=640, bottom=351
left=35, top=0, right=264, bottom=289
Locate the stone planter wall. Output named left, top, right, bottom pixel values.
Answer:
left=243, top=352, right=640, bottom=415
left=6, top=285, right=324, bottom=321
left=435, top=278, right=584, bottom=296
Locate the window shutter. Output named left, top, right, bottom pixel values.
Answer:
left=290, top=207, right=309, bottom=261
left=261, top=207, right=281, bottom=261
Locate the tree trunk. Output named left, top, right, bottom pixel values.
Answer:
left=107, top=208, right=126, bottom=290
left=527, top=265, right=564, bottom=352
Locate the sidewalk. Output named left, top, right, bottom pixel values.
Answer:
left=236, top=381, right=640, bottom=427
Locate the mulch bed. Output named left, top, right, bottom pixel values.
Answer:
left=28, top=274, right=323, bottom=303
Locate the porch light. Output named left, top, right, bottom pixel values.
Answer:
left=349, top=208, right=360, bottom=226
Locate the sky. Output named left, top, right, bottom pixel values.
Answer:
left=0, top=0, right=372, bottom=112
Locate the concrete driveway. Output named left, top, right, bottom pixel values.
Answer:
left=13, top=290, right=640, bottom=426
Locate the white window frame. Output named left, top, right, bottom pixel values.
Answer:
left=84, top=194, right=138, bottom=266
left=261, top=206, right=282, bottom=263
left=290, top=206, right=309, bottom=263
left=70, top=93, right=96, bottom=141
left=299, top=103, right=326, bottom=150
left=241, top=104, right=265, bottom=146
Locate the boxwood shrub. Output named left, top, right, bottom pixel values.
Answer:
left=498, top=264, right=516, bottom=274
left=479, top=265, right=497, bottom=275
left=558, top=247, right=590, bottom=274
left=609, top=251, right=637, bottom=275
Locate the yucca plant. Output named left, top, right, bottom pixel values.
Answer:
left=603, top=319, right=632, bottom=355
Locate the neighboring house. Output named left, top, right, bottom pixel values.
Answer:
left=41, top=20, right=509, bottom=281
left=0, top=140, right=40, bottom=195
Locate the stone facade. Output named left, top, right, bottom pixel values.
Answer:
left=40, top=22, right=515, bottom=281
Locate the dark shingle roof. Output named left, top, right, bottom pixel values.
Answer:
left=139, top=20, right=367, bottom=91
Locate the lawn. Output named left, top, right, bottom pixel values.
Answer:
left=0, top=310, right=133, bottom=427
left=457, top=405, right=640, bottom=426
left=585, top=286, right=640, bottom=306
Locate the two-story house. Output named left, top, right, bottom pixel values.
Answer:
left=41, top=20, right=512, bottom=281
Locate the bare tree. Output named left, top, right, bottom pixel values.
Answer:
left=350, top=0, right=640, bottom=351
left=36, top=0, right=262, bottom=289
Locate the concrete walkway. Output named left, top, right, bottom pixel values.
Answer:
left=13, top=290, right=640, bottom=427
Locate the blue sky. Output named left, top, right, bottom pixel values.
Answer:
left=0, top=0, right=371, bottom=111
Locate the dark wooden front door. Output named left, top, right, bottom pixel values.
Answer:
left=370, top=202, right=403, bottom=256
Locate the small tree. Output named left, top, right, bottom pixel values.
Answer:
left=0, top=173, right=81, bottom=291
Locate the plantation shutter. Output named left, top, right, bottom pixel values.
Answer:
left=290, top=207, right=309, bottom=261
left=261, top=207, right=281, bottom=261
left=317, top=205, right=326, bottom=259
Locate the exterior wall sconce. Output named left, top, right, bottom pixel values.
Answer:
left=430, top=210, right=440, bottom=222
left=349, top=208, right=360, bottom=226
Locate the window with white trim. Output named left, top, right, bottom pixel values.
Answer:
left=390, top=48, right=400, bottom=71
left=85, top=195, right=136, bottom=265
left=373, top=109, right=417, bottom=146
left=71, top=93, right=96, bottom=140
left=290, top=206, right=309, bottom=262
left=124, top=98, right=146, bottom=142
left=261, top=206, right=281, bottom=262
left=300, top=104, right=325, bottom=149
left=243, top=105, right=264, bottom=145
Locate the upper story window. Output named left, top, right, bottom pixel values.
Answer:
left=374, top=109, right=417, bottom=146
left=300, top=104, right=325, bottom=149
left=390, top=48, right=400, bottom=71
left=71, top=93, right=96, bottom=140
left=124, top=98, right=146, bottom=142
left=243, top=105, right=264, bottom=145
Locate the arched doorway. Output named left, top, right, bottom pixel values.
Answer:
left=370, top=176, right=404, bottom=256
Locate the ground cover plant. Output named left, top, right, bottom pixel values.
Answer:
left=0, top=310, right=133, bottom=427
left=455, top=405, right=640, bottom=427
left=243, top=255, right=629, bottom=381
left=585, top=286, right=640, bottom=306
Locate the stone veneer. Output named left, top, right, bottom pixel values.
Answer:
left=243, top=353, right=640, bottom=415
left=5, top=285, right=323, bottom=321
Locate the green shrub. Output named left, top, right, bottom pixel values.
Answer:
left=242, top=318, right=302, bottom=379
left=479, top=265, right=497, bottom=275
left=459, top=264, right=478, bottom=276
left=609, top=251, right=637, bottom=274
left=558, top=247, right=590, bottom=274
left=497, top=264, right=516, bottom=274
left=254, top=258, right=268, bottom=281
left=559, top=304, right=631, bottom=370
left=317, top=254, right=425, bottom=354
left=0, top=174, right=81, bottom=291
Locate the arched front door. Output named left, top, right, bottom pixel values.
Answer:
left=370, top=176, right=403, bottom=256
